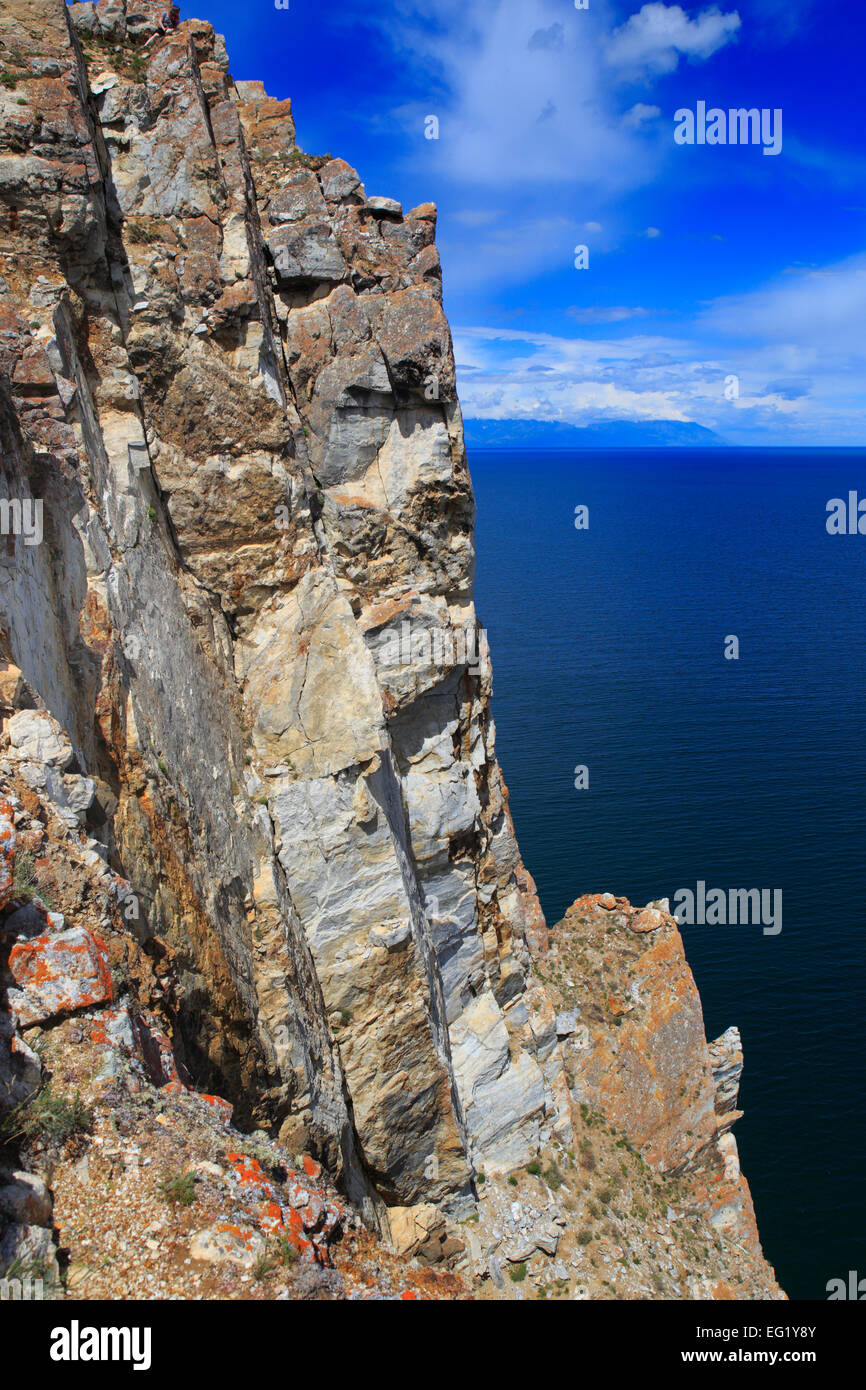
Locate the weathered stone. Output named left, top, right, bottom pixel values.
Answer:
left=1, top=902, right=50, bottom=940
left=319, top=158, right=363, bottom=204
left=0, top=664, right=26, bottom=713
left=0, top=1170, right=53, bottom=1227
left=5, top=712, right=74, bottom=770
left=630, top=905, right=667, bottom=934
left=7, top=927, right=114, bottom=1026
left=366, top=196, right=402, bottom=217
left=189, top=1223, right=264, bottom=1267
left=449, top=992, right=546, bottom=1171
left=555, top=1009, right=579, bottom=1038
left=268, top=221, right=348, bottom=286
left=710, top=1025, right=745, bottom=1131
left=386, top=1202, right=445, bottom=1257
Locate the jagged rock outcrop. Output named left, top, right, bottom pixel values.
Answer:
left=543, top=894, right=770, bottom=1262
left=0, top=0, right=782, bottom=1299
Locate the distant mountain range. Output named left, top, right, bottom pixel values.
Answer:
left=463, top=418, right=728, bottom=448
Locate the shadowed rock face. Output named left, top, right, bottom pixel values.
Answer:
left=0, top=0, right=781, bottom=1297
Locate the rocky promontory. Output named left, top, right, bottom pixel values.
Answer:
left=0, top=0, right=782, bottom=1300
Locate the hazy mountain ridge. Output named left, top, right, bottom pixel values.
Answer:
left=464, top=418, right=728, bottom=449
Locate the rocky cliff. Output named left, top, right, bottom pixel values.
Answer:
left=0, top=0, right=782, bottom=1300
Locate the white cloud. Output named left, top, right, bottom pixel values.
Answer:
left=623, top=102, right=662, bottom=128
left=453, top=325, right=699, bottom=424
left=358, top=1, right=864, bottom=442
left=451, top=209, right=504, bottom=227
left=362, top=1, right=745, bottom=302
left=567, top=305, right=649, bottom=322
left=376, top=1, right=665, bottom=191
left=606, top=4, right=741, bottom=76
left=700, top=253, right=866, bottom=349
left=440, top=214, right=579, bottom=295
left=452, top=251, right=866, bottom=443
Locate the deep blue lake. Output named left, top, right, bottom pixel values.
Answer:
left=470, top=446, right=866, bottom=1301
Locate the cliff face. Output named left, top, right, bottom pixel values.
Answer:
left=0, top=0, right=781, bottom=1300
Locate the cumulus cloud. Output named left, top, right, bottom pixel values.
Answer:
left=358, top=0, right=744, bottom=307
left=606, top=3, right=741, bottom=75
left=453, top=325, right=699, bottom=425
left=372, top=1, right=665, bottom=191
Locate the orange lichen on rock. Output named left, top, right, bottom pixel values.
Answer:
left=7, top=927, right=113, bottom=1026
left=0, top=797, right=15, bottom=910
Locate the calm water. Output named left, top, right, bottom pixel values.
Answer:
left=470, top=447, right=866, bottom=1301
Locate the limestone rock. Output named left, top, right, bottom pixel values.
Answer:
left=7, top=927, right=114, bottom=1026
left=5, top=711, right=74, bottom=770
left=366, top=196, right=403, bottom=218
left=630, top=905, right=667, bottom=934
left=547, top=893, right=776, bottom=1272
left=386, top=1202, right=445, bottom=1257
left=0, top=663, right=26, bottom=713
left=710, top=1025, right=745, bottom=1131
left=555, top=1009, right=579, bottom=1037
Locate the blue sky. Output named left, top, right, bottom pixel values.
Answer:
left=177, top=2, right=864, bottom=443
